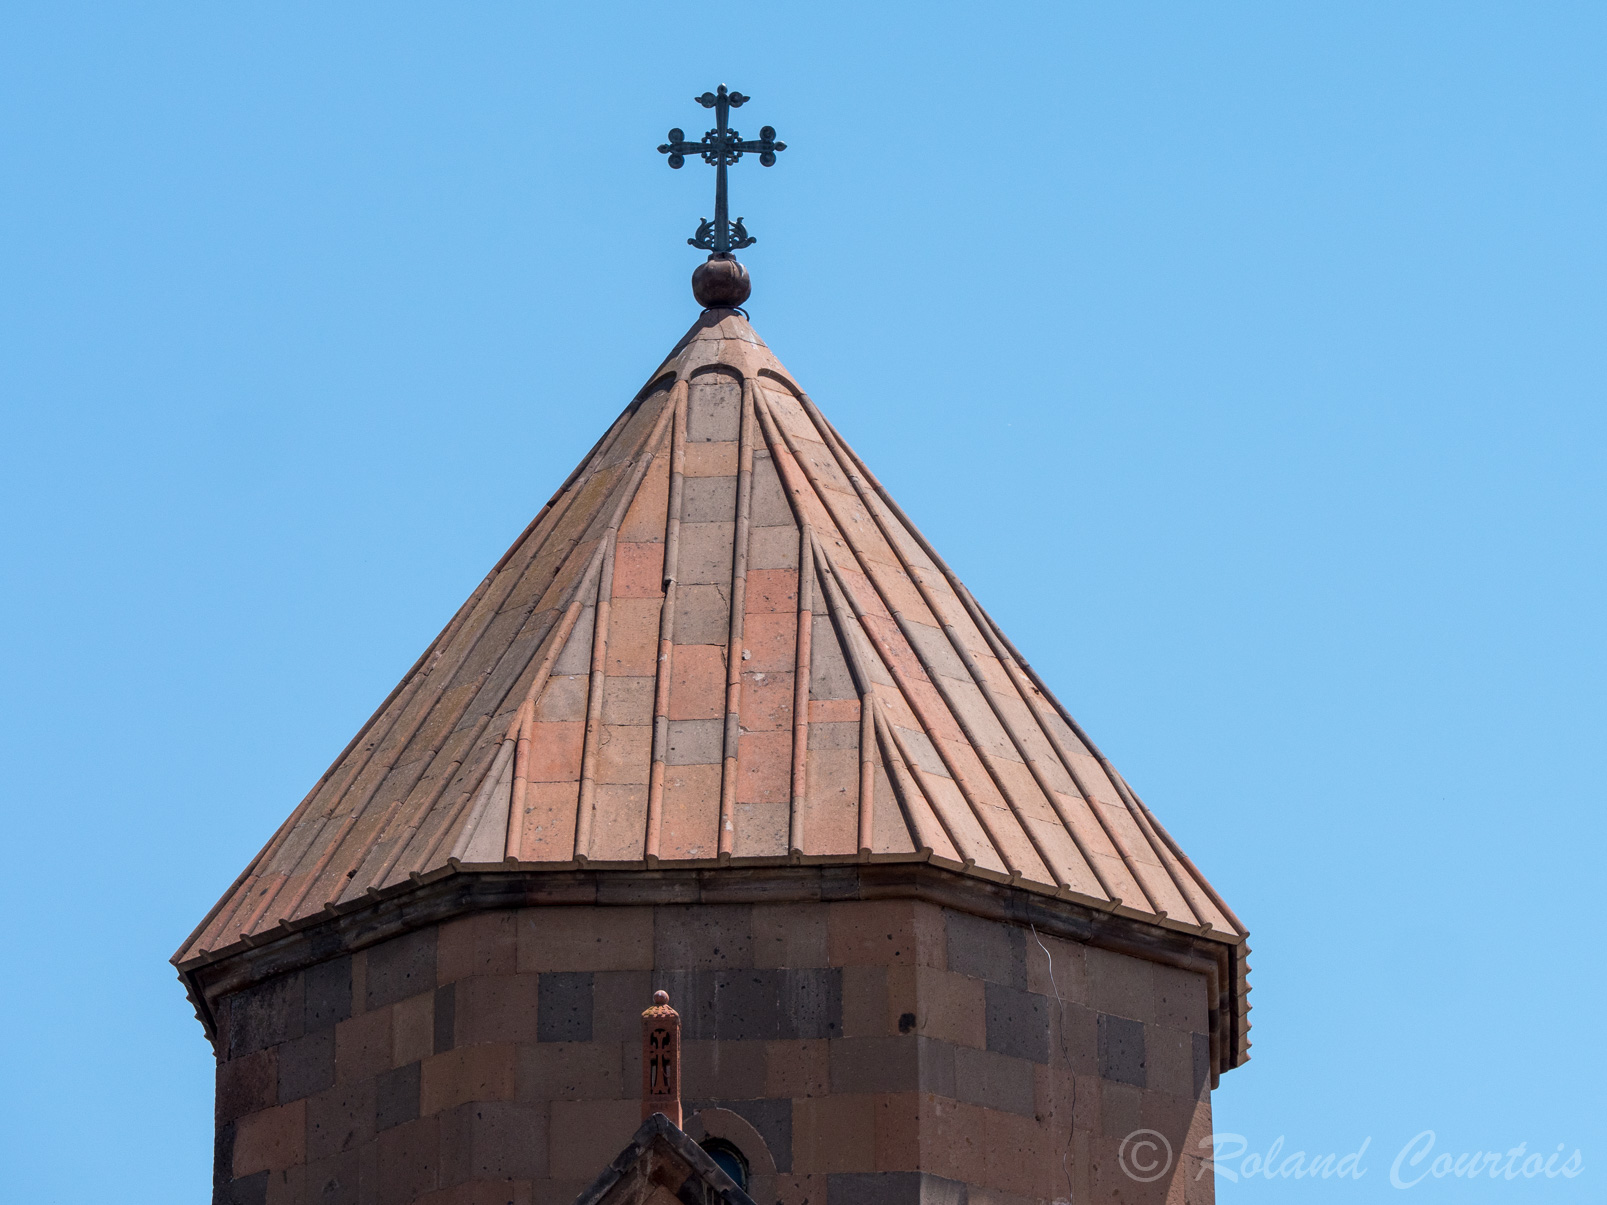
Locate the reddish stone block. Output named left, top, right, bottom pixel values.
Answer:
left=437, top=912, right=518, bottom=985
left=438, top=1099, right=547, bottom=1185
left=827, top=901, right=945, bottom=969
left=983, top=1106, right=1062, bottom=1200
left=453, top=974, right=541, bottom=1047
left=517, top=908, right=654, bottom=972
left=586, top=784, right=649, bottom=862
left=524, top=721, right=584, bottom=784
left=1145, top=1025, right=1195, bottom=1100
left=667, top=645, right=726, bottom=721
left=613, top=540, right=667, bottom=599
left=392, top=992, right=435, bottom=1068
left=233, top=1099, right=306, bottom=1177
left=1153, top=966, right=1208, bottom=1034
left=792, top=1093, right=875, bottom=1173
left=420, top=1045, right=518, bottom=1115
left=751, top=903, right=828, bottom=969
left=517, top=780, right=582, bottom=861
left=305, top=1079, right=377, bottom=1162
left=744, top=568, right=798, bottom=613
left=547, top=1098, right=641, bottom=1179
left=374, top=1115, right=440, bottom=1205
left=765, top=1038, right=829, bottom=1099
left=912, top=966, right=985, bottom=1050
left=518, top=1040, right=625, bottom=1102
left=873, top=1093, right=921, bottom=1171
left=218, top=1049, right=277, bottom=1121
left=334, top=1007, right=392, bottom=1086
left=1088, top=948, right=1155, bottom=1024
left=738, top=669, right=794, bottom=733
left=736, top=730, right=792, bottom=805
left=917, top=1094, right=987, bottom=1185
left=605, top=598, right=664, bottom=678
left=841, top=966, right=890, bottom=1038
left=739, top=611, right=795, bottom=674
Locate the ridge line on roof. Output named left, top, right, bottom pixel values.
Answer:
left=200, top=391, right=657, bottom=951
left=574, top=389, right=679, bottom=863
left=397, top=382, right=680, bottom=882
left=804, top=396, right=1239, bottom=937
left=800, top=393, right=1177, bottom=916
left=797, top=397, right=1141, bottom=914
left=755, top=387, right=1026, bottom=882
left=645, top=379, right=690, bottom=865
left=804, top=535, right=914, bottom=860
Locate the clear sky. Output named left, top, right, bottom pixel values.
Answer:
left=2, top=4, right=1602, bottom=1202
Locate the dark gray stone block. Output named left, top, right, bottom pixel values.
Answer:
left=538, top=972, right=595, bottom=1042
left=1192, top=1031, right=1211, bottom=1100
left=1097, top=1013, right=1146, bottom=1088
left=433, top=983, right=455, bottom=1054
left=916, top=1036, right=956, bottom=1098
left=946, top=911, right=1027, bottom=989
left=217, top=1171, right=269, bottom=1205
left=365, top=929, right=436, bottom=1012
left=277, top=1026, right=335, bottom=1103
left=304, top=957, right=352, bottom=1032
left=984, top=982, right=1050, bottom=1063
left=828, top=1172, right=967, bottom=1205
left=953, top=1047, right=1035, bottom=1117
left=305, top=1150, right=359, bottom=1205
left=375, top=1061, right=420, bottom=1132
left=229, top=973, right=304, bottom=1057
left=661, top=968, right=841, bottom=1041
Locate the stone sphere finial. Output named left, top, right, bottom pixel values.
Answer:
left=653, top=989, right=670, bottom=1006
left=692, top=254, right=751, bottom=309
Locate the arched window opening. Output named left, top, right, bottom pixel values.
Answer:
left=700, top=1138, right=749, bottom=1192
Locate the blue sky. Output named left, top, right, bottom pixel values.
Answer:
left=2, top=3, right=1602, bottom=1201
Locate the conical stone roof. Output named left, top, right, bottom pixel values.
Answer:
left=178, top=310, right=1248, bottom=1052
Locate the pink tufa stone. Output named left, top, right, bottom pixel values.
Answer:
left=641, top=990, right=683, bottom=1126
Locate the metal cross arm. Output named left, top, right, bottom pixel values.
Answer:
left=658, top=84, right=786, bottom=255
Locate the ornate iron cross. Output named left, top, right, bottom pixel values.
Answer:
left=658, top=85, right=786, bottom=254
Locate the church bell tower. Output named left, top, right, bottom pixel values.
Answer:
left=177, top=87, right=1249, bottom=1205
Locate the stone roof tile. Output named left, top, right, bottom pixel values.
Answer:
left=177, top=309, right=1247, bottom=1061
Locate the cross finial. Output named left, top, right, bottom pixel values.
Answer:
left=658, top=85, right=786, bottom=307
left=641, top=990, right=683, bottom=1126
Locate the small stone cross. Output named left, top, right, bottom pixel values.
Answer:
left=641, top=990, right=683, bottom=1126
left=658, top=85, right=786, bottom=255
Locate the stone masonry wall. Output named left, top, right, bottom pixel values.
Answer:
left=211, top=900, right=1214, bottom=1205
